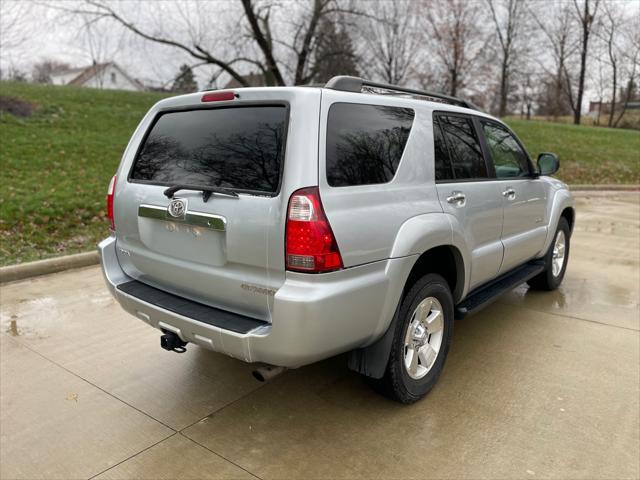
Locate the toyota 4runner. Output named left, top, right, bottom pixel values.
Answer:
left=99, top=76, right=574, bottom=403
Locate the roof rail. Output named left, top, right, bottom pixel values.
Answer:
left=324, top=75, right=480, bottom=111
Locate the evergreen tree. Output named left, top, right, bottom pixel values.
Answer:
left=172, top=64, right=198, bottom=93
left=312, top=19, right=359, bottom=84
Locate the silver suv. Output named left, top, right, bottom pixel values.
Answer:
left=99, top=76, right=574, bottom=403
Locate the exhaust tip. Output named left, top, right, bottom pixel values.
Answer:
left=252, top=370, right=266, bottom=382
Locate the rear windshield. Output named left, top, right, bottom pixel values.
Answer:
left=130, top=106, right=287, bottom=194
left=326, top=103, right=415, bottom=187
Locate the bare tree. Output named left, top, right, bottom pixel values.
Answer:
left=423, top=0, right=487, bottom=97
left=0, top=0, right=32, bottom=79
left=55, top=0, right=252, bottom=87
left=563, top=0, right=600, bottom=125
left=591, top=45, right=608, bottom=125
left=78, top=14, right=123, bottom=64
left=0, top=1, right=30, bottom=54
left=240, top=0, right=286, bottom=85
left=487, top=0, right=527, bottom=116
left=596, top=0, right=628, bottom=127
left=242, top=0, right=366, bottom=85
left=57, top=0, right=363, bottom=87
left=359, top=0, right=421, bottom=85
left=612, top=21, right=640, bottom=127
left=529, top=2, right=576, bottom=120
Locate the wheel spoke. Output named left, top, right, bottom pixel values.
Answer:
left=551, top=230, right=566, bottom=277
left=418, top=344, right=437, bottom=369
left=404, top=319, right=415, bottom=344
left=406, top=346, right=419, bottom=375
left=425, top=309, right=443, bottom=334
left=417, top=298, right=433, bottom=322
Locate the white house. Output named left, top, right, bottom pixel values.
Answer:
left=50, top=62, right=145, bottom=92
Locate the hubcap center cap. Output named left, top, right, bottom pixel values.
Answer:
left=413, top=324, right=427, bottom=343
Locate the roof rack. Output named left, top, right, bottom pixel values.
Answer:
left=324, top=76, right=480, bottom=111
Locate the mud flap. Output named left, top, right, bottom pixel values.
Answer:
left=347, top=302, right=401, bottom=379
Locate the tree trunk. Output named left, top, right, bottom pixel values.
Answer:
left=241, top=0, right=286, bottom=86
left=574, top=23, right=588, bottom=125
left=553, top=63, right=564, bottom=121
left=613, top=80, right=633, bottom=127
left=499, top=60, right=508, bottom=117
left=574, top=0, right=596, bottom=125
left=450, top=69, right=458, bottom=97
left=608, top=70, right=617, bottom=127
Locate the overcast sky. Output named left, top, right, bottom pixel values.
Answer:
left=1, top=0, right=638, bottom=103
left=0, top=0, right=244, bottom=88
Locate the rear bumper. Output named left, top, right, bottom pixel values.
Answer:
left=99, top=236, right=414, bottom=368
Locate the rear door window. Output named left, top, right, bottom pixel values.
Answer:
left=326, top=103, right=415, bottom=187
left=433, top=116, right=454, bottom=181
left=130, top=106, right=288, bottom=194
left=436, top=114, right=488, bottom=180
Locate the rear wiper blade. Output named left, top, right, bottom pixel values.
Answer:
left=163, top=184, right=239, bottom=202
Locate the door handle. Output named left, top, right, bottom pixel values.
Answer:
left=446, top=191, right=466, bottom=207
left=502, top=188, right=516, bottom=200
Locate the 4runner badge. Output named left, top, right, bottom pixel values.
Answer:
left=168, top=198, right=187, bottom=219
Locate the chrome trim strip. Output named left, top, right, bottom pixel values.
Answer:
left=138, top=204, right=166, bottom=220
left=138, top=204, right=226, bottom=231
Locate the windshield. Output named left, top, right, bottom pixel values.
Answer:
left=130, top=105, right=288, bottom=194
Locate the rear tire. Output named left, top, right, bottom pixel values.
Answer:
left=527, top=217, right=570, bottom=291
left=371, top=274, right=454, bottom=404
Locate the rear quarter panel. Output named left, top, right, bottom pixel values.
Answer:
left=318, top=90, right=443, bottom=267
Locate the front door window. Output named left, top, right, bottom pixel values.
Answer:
left=481, top=122, right=531, bottom=178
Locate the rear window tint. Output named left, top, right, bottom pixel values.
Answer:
left=130, top=106, right=287, bottom=194
left=437, top=114, right=488, bottom=180
left=326, top=103, right=415, bottom=187
left=433, top=116, right=453, bottom=181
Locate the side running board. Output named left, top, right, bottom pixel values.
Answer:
left=455, top=261, right=545, bottom=319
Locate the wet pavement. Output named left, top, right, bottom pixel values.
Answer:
left=1, top=192, right=638, bottom=479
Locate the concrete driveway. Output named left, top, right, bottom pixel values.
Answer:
left=1, top=192, right=638, bottom=480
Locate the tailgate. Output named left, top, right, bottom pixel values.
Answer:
left=112, top=90, right=320, bottom=321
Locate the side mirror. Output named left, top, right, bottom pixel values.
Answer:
left=537, top=152, right=560, bottom=176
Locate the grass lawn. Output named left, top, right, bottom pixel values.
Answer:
left=505, top=118, right=640, bottom=185
left=0, top=81, right=638, bottom=266
left=0, top=82, right=167, bottom=266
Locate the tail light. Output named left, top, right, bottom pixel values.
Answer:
left=107, top=175, right=116, bottom=231
left=285, top=187, right=343, bottom=273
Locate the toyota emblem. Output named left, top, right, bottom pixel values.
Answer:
left=168, top=198, right=187, bottom=218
